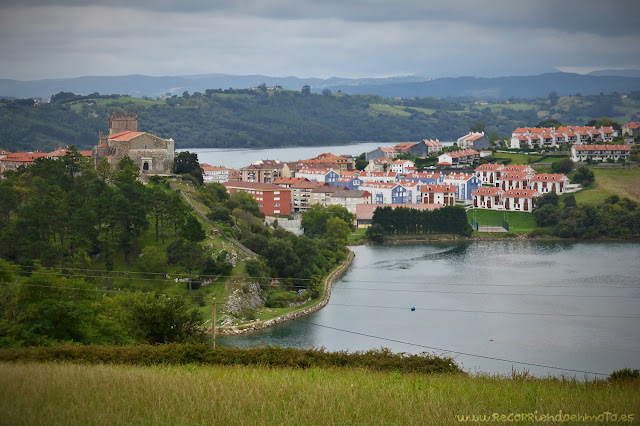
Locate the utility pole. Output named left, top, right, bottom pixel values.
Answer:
left=211, top=298, right=216, bottom=349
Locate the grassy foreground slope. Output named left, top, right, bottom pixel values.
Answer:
left=2, top=362, right=638, bottom=425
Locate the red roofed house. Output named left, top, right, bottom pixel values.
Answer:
left=201, top=165, right=234, bottom=184
left=529, top=174, right=570, bottom=195
left=437, top=149, right=480, bottom=168
left=499, top=164, right=536, bottom=177
left=474, top=164, right=504, bottom=185
left=622, top=122, right=640, bottom=138
left=502, top=189, right=540, bottom=212
left=390, top=159, right=415, bottom=175
left=457, top=132, right=490, bottom=150
left=223, top=181, right=291, bottom=216
left=472, top=187, right=505, bottom=210
left=421, top=184, right=456, bottom=206
left=273, top=177, right=309, bottom=188
left=570, top=145, right=631, bottom=162
left=240, top=160, right=289, bottom=184
left=92, top=112, right=174, bottom=175
left=48, top=147, right=93, bottom=159
left=498, top=172, right=532, bottom=191
left=0, top=152, right=48, bottom=174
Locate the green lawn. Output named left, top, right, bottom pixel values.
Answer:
left=467, top=209, right=538, bottom=233
left=572, top=168, right=640, bottom=205
left=348, top=228, right=368, bottom=244
left=490, top=152, right=545, bottom=165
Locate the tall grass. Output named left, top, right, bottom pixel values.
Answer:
left=2, top=362, right=638, bottom=425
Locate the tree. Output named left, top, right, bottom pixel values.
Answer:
left=366, top=223, right=385, bottom=243
left=166, top=239, right=206, bottom=290
left=322, top=89, right=332, bottom=97
left=573, top=167, right=595, bottom=186
left=301, top=85, right=311, bottom=96
left=227, top=191, right=262, bottom=218
left=173, top=151, right=203, bottom=185
left=180, top=215, right=206, bottom=242
left=325, top=217, right=351, bottom=248
left=563, top=194, right=577, bottom=209
left=533, top=203, right=561, bottom=227
left=470, top=121, right=485, bottom=133
left=536, top=191, right=559, bottom=208
left=117, top=293, right=204, bottom=344
left=552, top=158, right=574, bottom=174
left=548, top=91, right=559, bottom=106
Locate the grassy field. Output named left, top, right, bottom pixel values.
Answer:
left=1, top=362, right=637, bottom=425
left=572, top=168, right=640, bottom=205
left=490, top=152, right=546, bottom=165
left=370, top=103, right=411, bottom=116
left=467, top=209, right=538, bottom=233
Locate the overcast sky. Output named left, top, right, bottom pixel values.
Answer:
left=1, top=0, right=639, bottom=81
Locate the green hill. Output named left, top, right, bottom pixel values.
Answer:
left=2, top=90, right=638, bottom=152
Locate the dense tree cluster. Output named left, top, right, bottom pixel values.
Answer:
left=0, top=150, right=205, bottom=270
left=533, top=193, right=640, bottom=238
left=370, top=206, right=473, bottom=237
left=0, top=259, right=205, bottom=347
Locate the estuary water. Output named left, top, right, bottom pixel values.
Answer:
left=218, top=241, right=640, bottom=378
left=182, top=141, right=455, bottom=169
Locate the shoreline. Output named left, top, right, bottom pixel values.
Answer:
left=218, top=250, right=355, bottom=335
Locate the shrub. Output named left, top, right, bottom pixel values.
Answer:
left=609, top=368, right=640, bottom=381
left=0, top=344, right=463, bottom=374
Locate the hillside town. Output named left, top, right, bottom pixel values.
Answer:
left=1, top=116, right=635, bottom=229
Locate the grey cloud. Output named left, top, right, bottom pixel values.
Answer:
left=4, top=0, right=640, bottom=37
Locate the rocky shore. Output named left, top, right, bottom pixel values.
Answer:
left=218, top=250, right=355, bottom=335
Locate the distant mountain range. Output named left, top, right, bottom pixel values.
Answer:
left=1, top=71, right=640, bottom=100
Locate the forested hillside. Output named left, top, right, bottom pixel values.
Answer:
left=1, top=90, right=639, bottom=152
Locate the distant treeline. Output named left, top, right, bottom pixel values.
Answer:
left=1, top=90, right=638, bottom=152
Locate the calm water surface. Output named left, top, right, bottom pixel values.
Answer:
left=182, top=141, right=455, bottom=169
left=218, top=241, right=640, bottom=378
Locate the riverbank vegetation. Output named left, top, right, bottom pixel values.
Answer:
left=1, top=359, right=637, bottom=425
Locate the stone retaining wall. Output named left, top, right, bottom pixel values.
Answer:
left=218, top=250, right=355, bottom=335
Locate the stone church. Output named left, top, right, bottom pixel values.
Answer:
left=92, top=112, right=174, bottom=175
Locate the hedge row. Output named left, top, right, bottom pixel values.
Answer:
left=0, top=344, right=463, bottom=375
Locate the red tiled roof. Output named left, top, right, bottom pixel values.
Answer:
left=274, top=177, right=309, bottom=184
left=421, top=184, right=456, bottom=193
left=503, top=189, right=539, bottom=197
left=530, top=173, right=568, bottom=182
left=500, top=172, right=530, bottom=180
left=359, top=182, right=400, bottom=189
left=405, top=172, right=441, bottom=179
left=108, top=131, right=145, bottom=141
left=472, top=187, right=503, bottom=196
left=223, top=181, right=291, bottom=191
left=573, top=144, right=630, bottom=151
left=475, top=164, right=503, bottom=171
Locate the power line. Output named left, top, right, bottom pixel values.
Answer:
left=329, top=287, right=640, bottom=299
left=299, top=320, right=610, bottom=377
left=326, top=303, right=640, bottom=319
left=13, top=265, right=640, bottom=289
